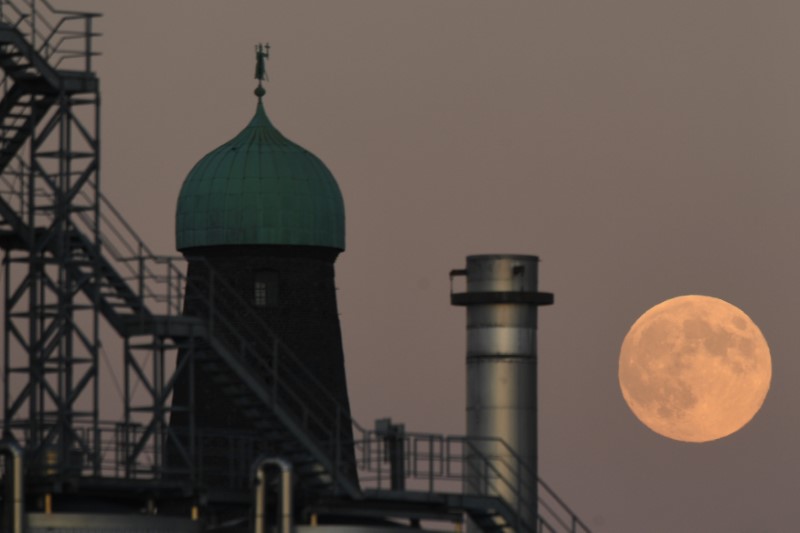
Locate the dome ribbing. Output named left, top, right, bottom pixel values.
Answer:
left=176, top=100, right=345, bottom=251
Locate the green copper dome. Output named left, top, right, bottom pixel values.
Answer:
left=176, top=99, right=345, bottom=251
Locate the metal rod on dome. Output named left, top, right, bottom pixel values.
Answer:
left=254, top=42, right=270, bottom=99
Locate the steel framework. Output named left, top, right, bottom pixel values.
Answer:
left=0, top=2, right=590, bottom=531
left=0, top=0, right=101, bottom=479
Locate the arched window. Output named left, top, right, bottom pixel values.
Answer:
left=254, top=270, right=278, bottom=307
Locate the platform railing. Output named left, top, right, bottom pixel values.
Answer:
left=356, top=430, right=592, bottom=533
left=0, top=420, right=273, bottom=490
left=0, top=0, right=99, bottom=72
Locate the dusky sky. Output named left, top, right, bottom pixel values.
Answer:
left=54, top=1, right=800, bottom=531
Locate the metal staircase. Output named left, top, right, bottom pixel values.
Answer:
left=0, top=0, right=357, bottom=500
left=0, top=2, right=590, bottom=531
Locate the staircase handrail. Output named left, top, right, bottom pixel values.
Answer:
left=461, top=437, right=536, bottom=531
left=358, top=431, right=536, bottom=530
left=0, top=0, right=99, bottom=72
left=357, top=430, right=591, bottom=533
left=36, top=15, right=99, bottom=70
left=465, top=436, right=591, bottom=533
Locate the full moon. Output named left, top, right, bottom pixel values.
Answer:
left=619, top=295, right=771, bottom=442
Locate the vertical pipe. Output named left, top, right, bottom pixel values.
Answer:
left=278, top=462, right=292, bottom=533
left=451, top=255, right=553, bottom=531
left=374, top=418, right=405, bottom=491
left=0, top=441, right=24, bottom=533
left=253, top=457, right=292, bottom=533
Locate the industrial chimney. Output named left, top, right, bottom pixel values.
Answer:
left=450, top=254, right=553, bottom=530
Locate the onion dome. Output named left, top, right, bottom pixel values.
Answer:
left=176, top=74, right=344, bottom=251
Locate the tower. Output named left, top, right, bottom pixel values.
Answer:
left=451, top=254, right=553, bottom=531
left=170, top=48, right=355, bottom=494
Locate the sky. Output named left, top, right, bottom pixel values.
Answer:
left=51, top=1, right=800, bottom=531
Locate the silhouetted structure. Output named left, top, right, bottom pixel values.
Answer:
left=0, top=3, right=591, bottom=531
left=169, top=74, right=357, bottom=502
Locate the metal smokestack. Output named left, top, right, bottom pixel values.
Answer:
left=450, top=254, right=553, bottom=530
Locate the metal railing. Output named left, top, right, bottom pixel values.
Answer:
left=0, top=420, right=271, bottom=491
left=0, top=0, right=99, bottom=71
left=356, top=430, right=592, bottom=533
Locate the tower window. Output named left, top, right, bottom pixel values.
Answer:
left=254, top=270, right=278, bottom=307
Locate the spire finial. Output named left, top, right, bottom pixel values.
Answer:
left=254, top=43, right=269, bottom=99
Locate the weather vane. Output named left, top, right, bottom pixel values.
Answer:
left=254, top=43, right=270, bottom=98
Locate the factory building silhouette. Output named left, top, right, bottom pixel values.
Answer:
left=0, top=3, right=590, bottom=532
